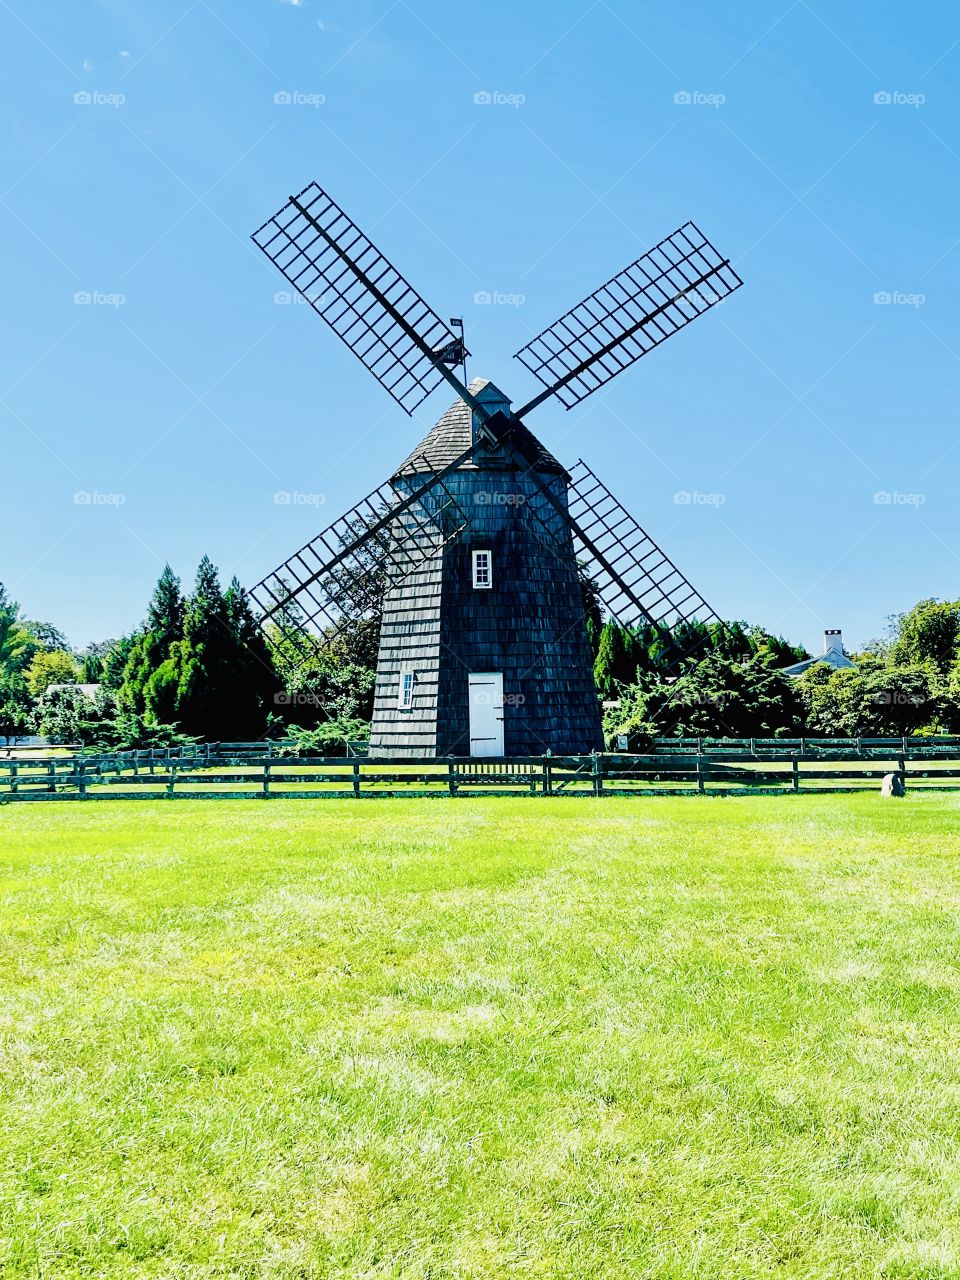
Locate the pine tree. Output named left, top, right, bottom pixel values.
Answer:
left=119, top=565, right=185, bottom=712
left=144, top=558, right=277, bottom=739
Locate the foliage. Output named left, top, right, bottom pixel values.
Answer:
left=22, top=621, right=70, bottom=653
left=31, top=686, right=109, bottom=746
left=30, top=684, right=194, bottom=750
left=100, top=633, right=139, bottom=691
left=119, top=565, right=185, bottom=714
left=605, top=651, right=804, bottom=747
left=77, top=639, right=117, bottom=685
left=25, top=648, right=80, bottom=697
left=142, top=559, right=276, bottom=740
left=278, top=717, right=371, bottom=757
left=796, top=659, right=936, bottom=736
left=888, top=597, right=960, bottom=675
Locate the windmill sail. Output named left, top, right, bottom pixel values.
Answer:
left=249, top=469, right=470, bottom=677
left=565, top=459, right=721, bottom=634
left=514, top=222, right=742, bottom=412
left=252, top=182, right=466, bottom=414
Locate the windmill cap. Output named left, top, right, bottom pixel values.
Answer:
left=392, top=378, right=566, bottom=476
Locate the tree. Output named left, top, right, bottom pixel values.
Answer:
left=101, top=634, right=138, bottom=691
left=31, top=685, right=106, bottom=746
left=0, top=673, right=32, bottom=743
left=606, top=652, right=803, bottom=746
left=593, top=622, right=647, bottom=699
left=795, top=659, right=936, bottom=736
left=889, top=599, right=960, bottom=675
left=77, top=639, right=116, bottom=684
left=25, top=649, right=79, bottom=697
left=144, top=558, right=277, bottom=739
left=23, top=621, right=70, bottom=653
left=119, top=565, right=185, bottom=713
left=0, top=584, right=37, bottom=677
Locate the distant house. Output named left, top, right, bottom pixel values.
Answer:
left=45, top=683, right=101, bottom=700
left=781, top=629, right=857, bottom=678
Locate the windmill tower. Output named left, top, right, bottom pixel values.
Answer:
left=249, top=183, right=742, bottom=758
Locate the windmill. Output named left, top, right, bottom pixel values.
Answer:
left=249, top=182, right=742, bottom=758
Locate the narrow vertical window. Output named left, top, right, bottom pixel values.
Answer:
left=472, top=549, right=493, bottom=589
left=398, top=669, right=415, bottom=710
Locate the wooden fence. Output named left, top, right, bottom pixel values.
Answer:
left=2, top=742, right=960, bottom=801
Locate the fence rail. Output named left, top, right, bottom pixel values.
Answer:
left=1, top=743, right=959, bottom=802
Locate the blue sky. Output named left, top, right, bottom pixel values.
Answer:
left=3, top=0, right=959, bottom=654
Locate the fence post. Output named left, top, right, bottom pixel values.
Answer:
left=167, top=762, right=177, bottom=799
left=593, top=753, right=603, bottom=796
left=448, top=761, right=457, bottom=796
left=898, top=754, right=907, bottom=791
left=263, top=758, right=271, bottom=798
left=353, top=762, right=361, bottom=798
left=77, top=760, right=87, bottom=800
left=792, top=758, right=799, bottom=793
left=47, top=760, right=56, bottom=793
left=10, top=762, right=17, bottom=797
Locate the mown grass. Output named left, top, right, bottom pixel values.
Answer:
left=1, top=795, right=959, bottom=1278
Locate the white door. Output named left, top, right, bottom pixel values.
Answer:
left=468, top=672, right=504, bottom=757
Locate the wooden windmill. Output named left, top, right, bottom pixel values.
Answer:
left=249, top=183, right=742, bottom=758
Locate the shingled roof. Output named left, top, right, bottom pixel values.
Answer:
left=393, top=378, right=566, bottom=477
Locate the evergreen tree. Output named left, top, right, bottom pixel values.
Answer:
left=144, top=558, right=276, bottom=739
left=119, top=565, right=185, bottom=712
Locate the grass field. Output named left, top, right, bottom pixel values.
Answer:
left=2, top=796, right=960, bottom=1279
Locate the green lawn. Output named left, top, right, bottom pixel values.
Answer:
left=2, top=796, right=959, bottom=1279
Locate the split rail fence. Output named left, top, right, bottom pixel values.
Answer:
left=3, top=738, right=960, bottom=802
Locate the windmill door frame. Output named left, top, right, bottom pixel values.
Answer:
left=468, top=672, right=504, bottom=757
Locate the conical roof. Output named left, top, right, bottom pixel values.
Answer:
left=392, top=378, right=566, bottom=477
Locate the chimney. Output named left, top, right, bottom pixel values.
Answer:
left=824, top=628, right=843, bottom=655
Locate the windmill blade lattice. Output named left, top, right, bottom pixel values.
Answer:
left=252, top=182, right=465, bottom=414
left=249, top=469, right=470, bottom=676
left=514, top=222, right=742, bottom=411
left=565, top=459, right=721, bottom=637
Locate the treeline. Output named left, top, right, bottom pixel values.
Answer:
left=600, top=599, right=960, bottom=747
left=3, top=560, right=960, bottom=748
left=0, top=559, right=375, bottom=750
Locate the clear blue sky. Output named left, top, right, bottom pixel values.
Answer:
left=3, top=0, right=959, bottom=654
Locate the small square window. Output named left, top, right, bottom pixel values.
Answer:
left=398, top=670, right=415, bottom=710
left=472, top=549, right=492, bottom=589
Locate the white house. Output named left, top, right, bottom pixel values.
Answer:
left=781, top=629, right=857, bottom=678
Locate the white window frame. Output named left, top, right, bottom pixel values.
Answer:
left=472, top=549, right=493, bottom=590
left=398, top=669, right=415, bottom=710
